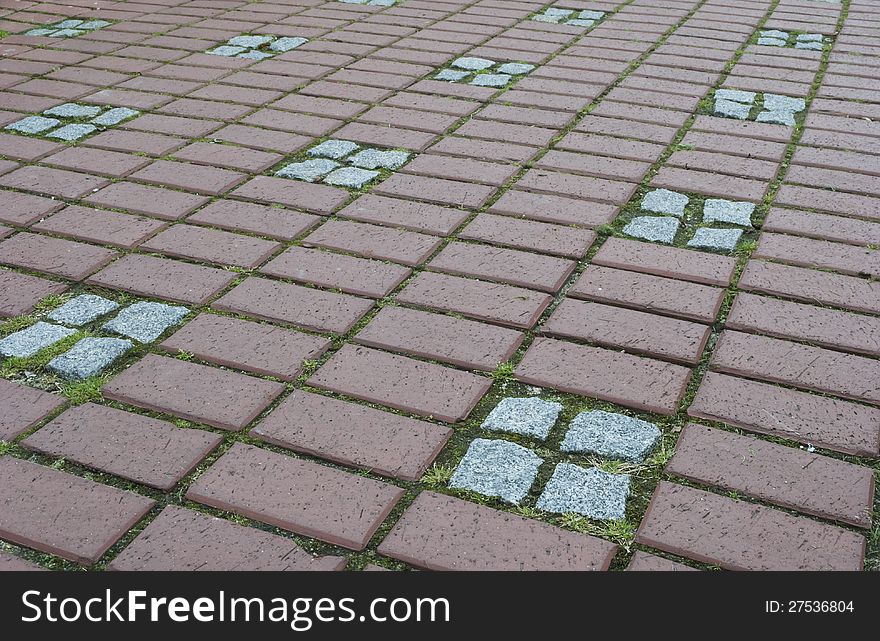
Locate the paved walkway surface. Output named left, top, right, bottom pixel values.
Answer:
left=0, top=0, right=877, bottom=572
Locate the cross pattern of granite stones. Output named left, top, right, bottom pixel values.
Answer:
left=623, top=189, right=754, bottom=251
left=434, top=56, right=535, bottom=89
left=758, top=29, right=826, bottom=50
left=448, top=397, right=661, bottom=521
left=531, top=7, right=606, bottom=29
left=4, top=103, right=139, bottom=142
left=206, top=34, right=309, bottom=61
left=276, top=139, right=412, bottom=188
left=24, top=18, right=112, bottom=38
left=0, top=294, right=188, bottom=380
left=712, top=89, right=807, bottom=126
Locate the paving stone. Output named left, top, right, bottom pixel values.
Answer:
left=307, top=139, right=360, bottom=159
left=22, top=403, right=221, bottom=490
left=303, top=220, right=441, bottom=267
left=435, top=69, right=469, bottom=81
left=537, top=464, right=630, bottom=520
left=355, top=305, right=523, bottom=372
left=84, top=182, right=209, bottom=220
left=270, top=37, right=308, bottom=52
left=348, top=148, right=410, bottom=170
left=623, top=216, right=680, bottom=243
left=374, top=173, right=496, bottom=208
left=323, top=166, right=379, bottom=188
left=309, top=344, right=491, bottom=423
left=4, top=115, right=60, bottom=134
left=561, top=410, right=661, bottom=462
left=459, top=213, right=595, bottom=259
left=795, top=41, right=823, bottom=51
left=757, top=37, right=787, bottom=47
left=0, top=550, right=44, bottom=571
left=711, top=330, right=880, bottom=405
left=88, top=254, right=236, bottom=306
left=0, top=165, right=110, bottom=200
left=689, top=372, right=880, bottom=457
left=641, top=188, right=689, bottom=216
left=667, top=424, right=874, bottom=529
left=43, top=103, right=102, bottom=118
left=449, top=438, right=542, bottom=504
left=0, top=270, right=67, bottom=319
left=378, top=491, right=617, bottom=570
left=0, top=233, right=117, bottom=281
left=45, top=123, right=96, bottom=141
left=0, top=378, right=66, bottom=440
left=0, top=456, right=154, bottom=565
left=187, top=442, right=404, bottom=550
left=261, top=246, right=409, bottom=299
left=481, top=397, right=562, bottom=440
left=756, top=109, right=796, bottom=126
left=238, top=50, right=273, bottom=61
left=140, top=224, right=280, bottom=270
left=187, top=200, right=319, bottom=242
left=569, top=265, right=724, bottom=323
left=212, top=276, right=373, bottom=334
left=90, top=107, right=139, bottom=126
left=276, top=159, right=340, bottom=182
left=498, top=63, right=534, bottom=75
left=227, top=35, right=274, bottom=49
left=160, top=313, right=330, bottom=381
left=232, top=176, right=350, bottom=214
left=0, top=321, right=76, bottom=358
left=337, top=194, right=470, bottom=235
left=0, top=190, right=63, bottom=225
left=714, top=99, right=751, bottom=119
left=428, top=241, right=575, bottom=293
left=47, top=294, right=118, bottom=326
left=515, top=337, right=691, bottom=416
left=452, top=57, right=496, bottom=71
left=687, top=227, right=742, bottom=251
left=109, top=505, right=344, bottom=571
left=763, top=93, right=806, bottom=112
left=636, top=481, right=865, bottom=571
left=702, top=199, right=754, bottom=226
left=102, top=301, right=189, bottom=343
left=48, top=337, right=132, bottom=379
left=252, top=390, right=451, bottom=482
left=397, top=271, right=551, bottom=329
left=103, top=353, right=285, bottom=431
left=594, top=237, right=735, bottom=286
left=470, top=73, right=511, bottom=87
left=626, top=551, right=697, bottom=571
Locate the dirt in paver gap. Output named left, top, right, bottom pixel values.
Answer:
left=0, top=0, right=877, bottom=572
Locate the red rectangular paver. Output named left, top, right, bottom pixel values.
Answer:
left=0, top=456, right=154, bottom=565
left=753, top=232, right=878, bottom=278
left=103, top=354, right=285, bottom=431
left=186, top=442, right=404, bottom=550
left=160, top=313, right=330, bottom=381
left=355, top=305, right=523, bottom=372
left=377, top=491, right=617, bottom=571
left=336, top=194, right=470, bottom=236
left=87, top=254, right=236, bottom=305
left=32, top=206, right=166, bottom=249
left=186, top=199, right=320, bottom=241
left=542, top=299, right=710, bottom=364
left=0, top=165, right=109, bottom=199
left=22, top=403, right=222, bottom=491
left=593, top=237, right=736, bottom=286
left=626, top=551, right=698, bottom=572
left=763, top=207, right=880, bottom=247
left=108, top=506, right=346, bottom=571
left=212, top=277, right=373, bottom=334
left=569, top=265, right=725, bottom=323
left=140, top=224, right=281, bottom=269
left=373, top=173, right=496, bottom=208
left=515, top=337, right=692, bottom=415
left=516, top=169, right=637, bottom=205
left=0, top=378, right=66, bottom=441
left=489, top=190, right=618, bottom=227
left=636, top=481, right=865, bottom=571
left=0, top=190, right=64, bottom=225
left=0, top=233, right=117, bottom=281
left=130, top=159, right=247, bottom=195
left=667, top=424, right=874, bottom=529
left=84, top=181, right=210, bottom=220
left=0, top=270, right=67, bottom=318
left=231, top=176, right=350, bottom=214
left=302, top=220, right=441, bottom=266
left=308, top=344, right=491, bottom=423
left=689, top=372, right=880, bottom=457
left=252, top=390, right=452, bottom=482
left=459, top=213, right=596, bottom=258
left=397, top=271, right=551, bottom=329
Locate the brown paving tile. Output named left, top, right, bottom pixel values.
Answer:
left=0, top=456, right=154, bottom=565
left=22, top=403, right=222, bottom=491
left=335, top=194, right=469, bottom=236
left=489, top=190, right=618, bottom=228
left=186, top=200, right=320, bottom=241
left=397, top=271, right=551, bottom=330
left=516, top=337, right=692, bottom=416
left=593, top=237, right=736, bottom=286
left=87, top=254, right=235, bottom=305
left=103, top=354, right=285, bottom=432
left=261, top=246, right=410, bottom=298
left=0, top=269, right=68, bottom=318
left=667, top=424, right=874, bottom=529
left=378, top=491, right=617, bottom=571
left=160, top=313, right=330, bottom=381
left=0, top=378, right=66, bottom=441
left=140, top=224, right=280, bottom=269
left=355, top=305, right=523, bottom=372
left=109, top=505, right=345, bottom=571
left=753, top=232, right=878, bottom=278
left=212, top=276, right=373, bottom=334
left=231, top=176, right=350, bottom=214
left=459, top=213, right=596, bottom=258
left=129, top=159, right=247, bottom=196
left=763, top=207, right=880, bottom=247
left=308, top=344, right=491, bottom=423
left=41, top=146, right=152, bottom=178
left=252, top=390, right=451, bottom=482
left=542, top=299, right=710, bottom=365
left=689, top=372, right=880, bottom=457
left=0, top=233, right=117, bottom=281
left=211, top=124, right=314, bottom=153
left=83, top=129, right=186, bottom=156
left=84, top=182, right=210, bottom=220
left=187, top=442, right=404, bottom=550
left=516, top=169, right=637, bottom=205
left=401, top=153, right=518, bottom=186
left=636, top=481, right=865, bottom=571
left=303, top=220, right=441, bottom=267
left=32, top=206, right=166, bottom=249
left=0, top=190, right=64, bottom=225
left=373, top=172, right=495, bottom=208
left=626, top=551, right=698, bottom=572
left=172, top=142, right=283, bottom=173
left=0, top=165, right=109, bottom=199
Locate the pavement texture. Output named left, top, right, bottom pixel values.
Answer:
left=0, top=0, right=877, bottom=573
